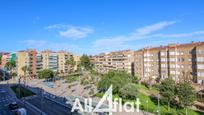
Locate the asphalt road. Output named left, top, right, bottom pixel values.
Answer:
left=27, top=96, right=79, bottom=115
left=0, top=85, right=38, bottom=115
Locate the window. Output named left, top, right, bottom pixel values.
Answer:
left=160, top=52, right=166, bottom=56
left=169, top=58, right=176, bottom=62
left=197, top=57, right=204, bottom=62
left=161, top=64, right=166, bottom=68
left=170, top=71, right=176, bottom=74
left=197, top=50, right=204, bottom=54
left=170, top=64, right=175, bottom=68
left=169, top=51, right=175, bottom=55
left=197, top=72, right=204, bottom=77
left=197, top=64, right=204, bottom=69
left=161, top=58, right=166, bottom=62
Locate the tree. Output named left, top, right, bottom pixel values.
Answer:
left=131, top=75, right=138, bottom=84
left=11, top=72, right=17, bottom=79
left=177, top=81, right=196, bottom=115
left=65, top=55, right=76, bottom=73
left=158, top=78, right=176, bottom=111
left=4, top=60, right=16, bottom=79
left=119, top=83, right=138, bottom=100
left=38, top=69, right=54, bottom=80
left=80, top=54, right=92, bottom=70
left=98, top=70, right=131, bottom=94
left=21, top=65, right=30, bottom=80
left=4, top=60, right=16, bottom=72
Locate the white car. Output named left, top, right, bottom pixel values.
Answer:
left=15, top=108, right=27, bottom=115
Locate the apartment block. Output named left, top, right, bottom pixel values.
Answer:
left=73, top=55, right=80, bottom=71
left=134, top=42, right=204, bottom=84
left=57, top=51, right=70, bottom=73
left=0, top=52, right=16, bottom=68
left=41, top=50, right=58, bottom=72
left=91, top=50, right=135, bottom=75
left=36, top=53, right=43, bottom=73
left=16, top=49, right=36, bottom=77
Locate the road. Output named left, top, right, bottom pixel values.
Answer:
left=0, top=84, right=38, bottom=115
left=0, top=89, right=15, bottom=115
left=26, top=96, right=79, bottom=115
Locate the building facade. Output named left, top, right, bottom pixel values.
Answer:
left=134, top=42, right=204, bottom=84
left=41, top=50, right=58, bottom=72
left=16, top=49, right=36, bottom=77
left=0, top=52, right=16, bottom=69
left=91, top=50, right=135, bottom=75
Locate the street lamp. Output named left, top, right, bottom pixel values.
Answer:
left=157, top=94, right=161, bottom=115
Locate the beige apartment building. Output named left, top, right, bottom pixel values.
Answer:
left=73, top=55, right=80, bottom=71
left=16, top=49, right=36, bottom=77
left=57, top=51, right=71, bottom=74
left=16, top=49, right=74, bottom=77
left=41, top=50, right=58, bottom=72
left=91, top=50, right=135, bottom=75
left=134, top=42, right=204, bottom=84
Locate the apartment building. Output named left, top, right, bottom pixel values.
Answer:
left=57, top=51, right=70, bottom=73
left=0, top=52, right=16, bottom=68
left=41, top=50, right=58, bottom=72
left=134, top=42, right=204, bottom=84
left=36, top=53, right=43, bottom=73
left=73, top=54, right=80, bottom=71
left=16, top=49, right=36, bottom=77
left=14, top=49, right=76, bottom=77
left=91, top=50, right=135, bottom=75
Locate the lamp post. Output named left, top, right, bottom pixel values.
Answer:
left=157, top=94, right=160, bottom=115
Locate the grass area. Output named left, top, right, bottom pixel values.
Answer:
left=64, top=74, right=79, bottom=83
left=11, top=85, right=35, bottom=98
left=96, top=84, right=203, bottom=115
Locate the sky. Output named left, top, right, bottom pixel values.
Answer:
left=0, top=0, right=204, bottom=55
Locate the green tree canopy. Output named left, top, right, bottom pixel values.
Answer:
left=177, top=81, right=196, bottom=115
left=38, top=69, right=54, bottom=80
left=65, top=55, right=76, bottom=72
left=4, top=60, right=16, bottom=71
left=119, top=83, right=138, bottom=100
left=159, top=78, right=176, bottom=111
left=80, top=54, right=92, bottom=70
left=98, top=70, right=131, bottom=94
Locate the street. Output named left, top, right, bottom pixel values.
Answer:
left=26, top=96, right=79, bottom=115
left=0, top=84, right=38, bottom=115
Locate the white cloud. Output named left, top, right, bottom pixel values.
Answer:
left=21, top=40, right=47, bottom=47
left=45, top=24, right=94, bottom=39
left=92, top=20, right=204, bottom=53
left=92, top=21, right=177, bottom=50
left=135, top=21, right=176, bottom=35
left=45, top=24, right=69, bottom=29
left=59, top=27, right=93, bottom=39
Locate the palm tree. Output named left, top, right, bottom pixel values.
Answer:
left=21, top=65, right=30, bottom=84
left=4, top=60, right=16, bottom=79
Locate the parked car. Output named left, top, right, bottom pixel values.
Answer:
left=9, top=102, right=19, bottom=110
left=15, top=108, right=27, bottom=115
